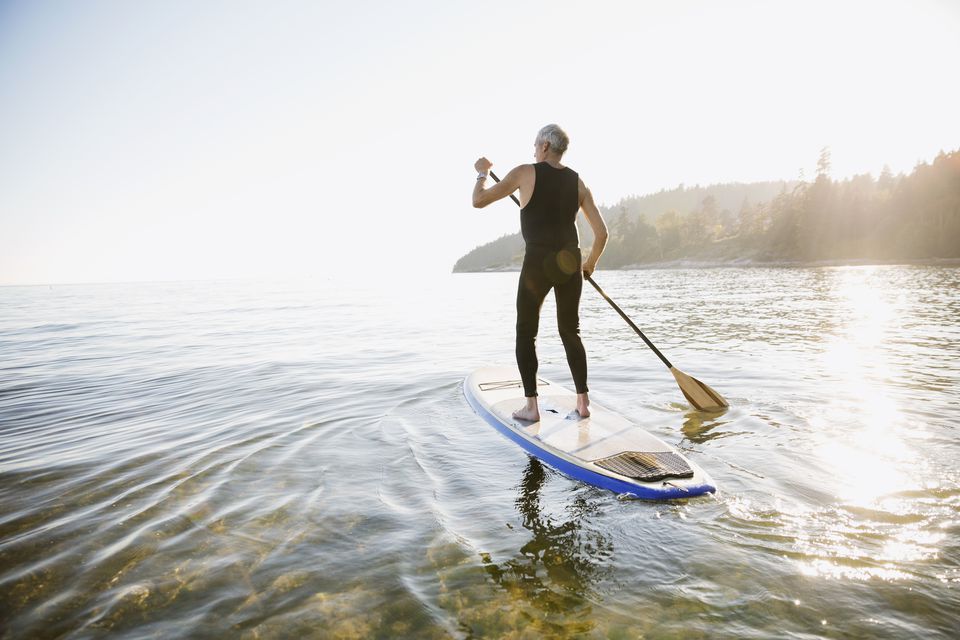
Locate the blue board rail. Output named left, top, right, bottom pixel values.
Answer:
left=463, top=379, right=716, bottom=500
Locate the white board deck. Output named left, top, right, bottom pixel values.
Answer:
left=464, top=366, right=716, bottom=499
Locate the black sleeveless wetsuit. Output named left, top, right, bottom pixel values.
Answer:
left=516, top=162, right=588, bottom=397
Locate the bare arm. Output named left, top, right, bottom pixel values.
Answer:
left=472, top=159, right=527, bottom=208
left=578, top=178, right=608, bottom=276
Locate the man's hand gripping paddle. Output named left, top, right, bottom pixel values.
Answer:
left=488, top=169, right=729, bottom=411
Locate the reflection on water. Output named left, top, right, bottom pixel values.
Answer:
left=680, top=409, right=733, bottom=444
left=1, top=267, right=959, bottom=638
left=479, top=459, right=611, bottom=634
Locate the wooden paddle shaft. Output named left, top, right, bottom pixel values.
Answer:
left=585, top=276, right=674, bottom=370
left=488, top=171, right=520, bottom=206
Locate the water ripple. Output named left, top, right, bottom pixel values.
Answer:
left=0, top=269, right=958, bottom=638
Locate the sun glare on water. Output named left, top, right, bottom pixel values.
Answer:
left=816, top=266, right=917, bottom=505
left=790, top=267, right=945, bottom=581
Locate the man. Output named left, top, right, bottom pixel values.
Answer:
left=472, top=124, right=608, bottom=421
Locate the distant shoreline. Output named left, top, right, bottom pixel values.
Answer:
left=455, top=149, right=959, bottom=276
left=454, top=257, right=960, bottom=273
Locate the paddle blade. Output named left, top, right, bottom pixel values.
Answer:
left=669, top=367, right=728, bottom=411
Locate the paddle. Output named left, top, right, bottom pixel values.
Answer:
left=488, top=169, right=729, bottom=411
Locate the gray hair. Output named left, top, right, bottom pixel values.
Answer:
left=535, top=124, right=569, bottom=156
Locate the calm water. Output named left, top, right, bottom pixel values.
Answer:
left=1, top=267, right=958, bottom=639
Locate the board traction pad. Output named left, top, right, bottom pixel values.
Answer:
left=594, top=451, right=694, bottom=482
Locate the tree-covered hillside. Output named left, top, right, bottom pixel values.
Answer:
left=454, top=149, right=960, bottom=271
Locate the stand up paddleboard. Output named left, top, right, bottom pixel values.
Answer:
left=464, top=367, right=716, bottom=499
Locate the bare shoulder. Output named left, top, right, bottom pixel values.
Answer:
left=505, top=163, right=536, bottom=192
left=514, top=163, right=535, bottom=177
left=500, top=163, right=532, bottom=181
left=577, top=176, right=593, bottom=206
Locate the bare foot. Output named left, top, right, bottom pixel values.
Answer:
left=512, top=398, right=540, bottom=422
left=576, top=392, right=591, bottom=418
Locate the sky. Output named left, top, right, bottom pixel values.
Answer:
left=0, top=0, right=958, bottom=285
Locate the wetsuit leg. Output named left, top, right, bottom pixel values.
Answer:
left=554, top=266, right=589, bottom=394
left=516, top=255, right=552, bottom=397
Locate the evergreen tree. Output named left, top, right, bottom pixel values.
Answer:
left=453, top=148, right=960, bottom=270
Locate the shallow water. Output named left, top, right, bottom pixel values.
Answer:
left=1, top=266, right=958, bottom=638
